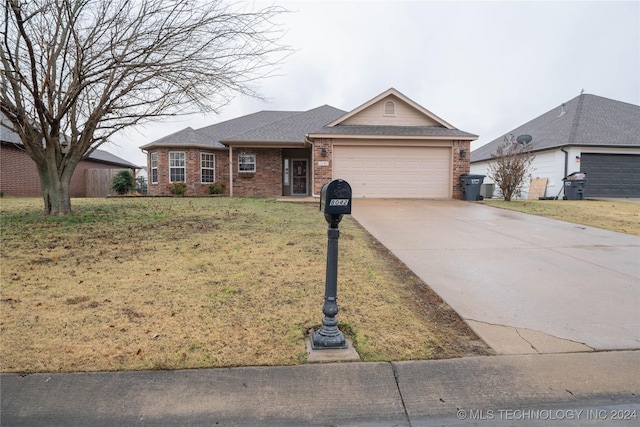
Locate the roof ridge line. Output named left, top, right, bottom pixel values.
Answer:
left=567, top=93, right=585, bottom=146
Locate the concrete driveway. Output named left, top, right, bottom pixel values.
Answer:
left=351, top=199, right=640, bottom=355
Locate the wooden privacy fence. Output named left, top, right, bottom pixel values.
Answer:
left=85, top=168, right=128, bottom=197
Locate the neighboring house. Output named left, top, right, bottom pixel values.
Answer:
left=470, top=93, right=640, bottom=199
left=1, top=115, right=140, bottom=197
left=140, top=88, right=478, bottom=199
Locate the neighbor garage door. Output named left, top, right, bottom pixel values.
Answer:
left=580, top=153, right=640, bottom=197
left=333, top=146, right=451, bottom=198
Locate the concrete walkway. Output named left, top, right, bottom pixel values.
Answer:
left=2, top=351, right=639, bottom=426
left=351, top=199, right=640, bottom=355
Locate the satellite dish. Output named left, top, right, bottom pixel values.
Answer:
left=516, top=134, right=532, bottom=145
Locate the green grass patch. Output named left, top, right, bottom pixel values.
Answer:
left=481, top=199, right=640, bottom=236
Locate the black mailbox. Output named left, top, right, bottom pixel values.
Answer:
left=313, top=179, right=352, bottom=350
left=320, top=179, right=352, bottom=216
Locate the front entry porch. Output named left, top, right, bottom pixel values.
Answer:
left=282, top=148, right=311, bottom=196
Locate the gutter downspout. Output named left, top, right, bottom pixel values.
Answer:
left=560, top=146, right=569, bottom=178
left=558, top=93, right=584, bottom=198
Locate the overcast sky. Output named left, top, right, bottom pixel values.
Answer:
left=105, top=0, right=640, bottom=166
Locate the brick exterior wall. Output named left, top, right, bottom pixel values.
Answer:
left=147, top=147, right=228, bottom=196
left=231, top=148, right=282, bottom=196
left=452, top=140, right=471, bottom=199
left=0, top=143, right=134, bottom=197
left=146, top=147, right=282, bottom=197
left=0, top=143, right=41, bottom=196
left=143, top=140, right=470, bottom=199
left=313, top=139, right=333, bottom=195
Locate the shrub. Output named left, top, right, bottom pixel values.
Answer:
left=208, top=182, right=226, bottom=194
left=488, top=135, right=535, bottom=201
left=111, top=170, right=135, bottom=195
left=170, top=182, right=186, bottom=195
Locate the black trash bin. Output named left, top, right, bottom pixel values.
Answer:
left=562, top=172, right=587, bottom=200
left=460, top=174, right=485, bottom=201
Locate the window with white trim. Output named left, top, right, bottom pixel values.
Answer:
left=150, top=152, right=158, bottom=184
left=169, top=151, right=185, bottom=182
left=238, top=153, right=256, bottom=173
left=201, top=153, right=216, bottom=183
left=383, top=100, right=396, bottom=116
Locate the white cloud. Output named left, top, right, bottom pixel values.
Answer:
left=106, top=0, right=640, bottom=164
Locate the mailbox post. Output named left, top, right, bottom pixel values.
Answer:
left=312, top=179, right=352, bottom=349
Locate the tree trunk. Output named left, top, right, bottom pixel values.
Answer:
left=37, top=149, right=74, bottom=216
left=41, top=176, right=73, bottom=216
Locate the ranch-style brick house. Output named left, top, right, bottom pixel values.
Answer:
left=140, top=88, right=478, bottom=199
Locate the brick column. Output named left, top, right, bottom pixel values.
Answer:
left=313, top=139, right=333, bottom=195
left=452, top=140, right=471, bottom=199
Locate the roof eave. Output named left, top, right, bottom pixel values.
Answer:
left=3, top=140, right=139, bottom=168
left=222, top=140, right=308, bottom=148
left=470, top=143, right=640, bottom=163
left=93, top=159, right=141, bottom=169
left=307, top=133, right=478, bottom=141
left=140, top=142, right=227, bottom=150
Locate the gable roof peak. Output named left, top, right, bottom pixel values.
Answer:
left=327, top=88, right=456, bottom=129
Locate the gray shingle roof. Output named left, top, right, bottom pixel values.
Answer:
left=84, top=149, right=140, bottom=168
left=471, top=94, right=640, bottom=162
left=140, top=127, right=225, bottom=148
left=142, top=106, right=347, bottom=148
left=223, top=105, right=346, bottom=143
left=1, top=114, right=139, bottom=168
left=310, top=124, right=477, bottom=138
left=0, top=121, right=22, bottom=144
left=198, top=110, right=300, bottom=142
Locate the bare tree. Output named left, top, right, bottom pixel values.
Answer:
left=487, top=134, right=535, bottom=201
left=1, top=0, right=288, bottom=215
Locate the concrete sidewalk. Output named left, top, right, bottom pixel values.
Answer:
left=2, top=351, right=639, bottom=426
left=351, top=199, right=640, bottom=355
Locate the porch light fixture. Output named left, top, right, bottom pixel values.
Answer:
left=321, top=148, right=327, bottom=157
left=459, top=149, right=467, bottom=159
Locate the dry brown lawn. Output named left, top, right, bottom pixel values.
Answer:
left=481, top=199, right=640, bottom=236
left=1, top=197, right=488, bottom=373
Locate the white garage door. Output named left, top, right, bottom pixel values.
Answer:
left=333, top=146, right=451, bottom=198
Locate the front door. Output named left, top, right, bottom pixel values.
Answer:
left=292, top=159, right=308, bottom=195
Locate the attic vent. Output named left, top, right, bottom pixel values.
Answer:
left=383, top=101, right=395, bottom=116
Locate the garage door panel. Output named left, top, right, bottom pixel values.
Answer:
left=333, top=146, right=451, bottom=198
left=581, top=154, right=640, bottom=197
